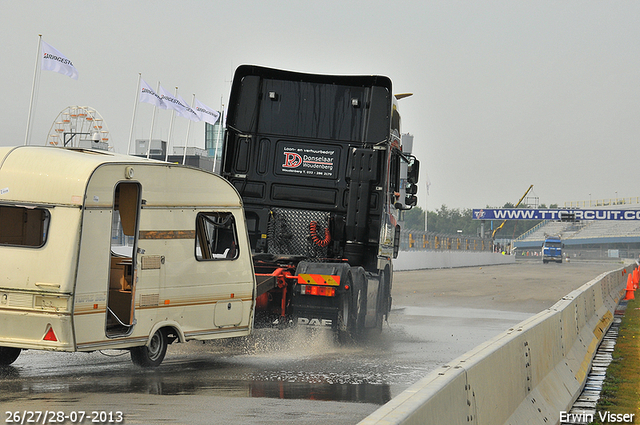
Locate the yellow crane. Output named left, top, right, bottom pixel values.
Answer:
left=492, top=185, right=534, bottom=238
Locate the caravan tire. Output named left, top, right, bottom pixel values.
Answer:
left=131, top=329, right=168, bottom=367
left=0, top=347, right=21, bottom=366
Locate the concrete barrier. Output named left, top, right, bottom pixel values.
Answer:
left=359, top=266, right=627, bottom=425
left=394, top=250, right=515, bottom=271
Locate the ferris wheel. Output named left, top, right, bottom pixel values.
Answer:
left=46, top=106, right=111, bottom=150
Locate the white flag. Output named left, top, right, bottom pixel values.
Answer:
left=194, top=98, right=220, bottom=125
left=159, top=86, right=189, bottom=116
left=139, top=79, right=165, bottom=108
left=176, top=94, right=201, bottom=122
left=41, top=40, right=78, bottom=80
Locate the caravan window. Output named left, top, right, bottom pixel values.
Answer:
left=195, top=212, right=239, bottom=260
left=0, top=205, right=49, bottom=248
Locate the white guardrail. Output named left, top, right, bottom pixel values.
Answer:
left=394, top=251, right=514, bottom=271
left=360, top=265, right=627, bottom=425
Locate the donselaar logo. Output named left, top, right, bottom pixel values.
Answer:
left=283, top=152, right=303, bottom=168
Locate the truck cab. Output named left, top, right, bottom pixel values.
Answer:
left=542, top=236, right=563, bottom=264
left=222, top=65, right=419, bottom=337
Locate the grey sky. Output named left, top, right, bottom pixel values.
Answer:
left=1, top=1, right=639, bottom=211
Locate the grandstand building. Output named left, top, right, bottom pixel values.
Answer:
left=513, top=218, right=640, bottom=259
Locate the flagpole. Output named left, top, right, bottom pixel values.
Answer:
left=213, top=98, right=224, bottom=174
left=182, top=94, right=196, bottom=165
left=24, top=34, right=42, bottom=146
left=127, top=73, right=142, bottom=155
left=165, top=87, right=178, bottom=162
left=146, top=81, right=161, bottom=159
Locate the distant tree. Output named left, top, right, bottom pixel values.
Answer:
left=422, top=203, right=544, bottom=238
left=403, top=207, right=425, bottom=230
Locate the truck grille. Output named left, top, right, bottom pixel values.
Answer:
left=268, top=208, right=330, bottom=259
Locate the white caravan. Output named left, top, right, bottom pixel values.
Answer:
left=0, top=146, right=256, bottom=367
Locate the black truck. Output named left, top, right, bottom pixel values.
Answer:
left=222, top=65, right=419, bottom=338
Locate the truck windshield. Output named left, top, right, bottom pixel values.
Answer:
left=545, top=241, right=562, bottom=248
left=0, top=205, right=49, bottom=247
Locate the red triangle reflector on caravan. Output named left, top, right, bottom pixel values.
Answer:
left=43, top=326, right=57, bottom=342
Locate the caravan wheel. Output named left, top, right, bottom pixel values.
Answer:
left=0, top=347, right=21, bottom=366
left=130, top=329, right=168, bottom=367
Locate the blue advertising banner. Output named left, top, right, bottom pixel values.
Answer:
left=472, top=208, right=640, bottom=221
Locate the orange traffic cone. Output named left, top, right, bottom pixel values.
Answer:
left=624, top=273, right=635, bottom=301
left=634, top=268, right=639, bottom=290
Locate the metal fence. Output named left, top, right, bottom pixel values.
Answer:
left=399, top=230, right=494, bottom=252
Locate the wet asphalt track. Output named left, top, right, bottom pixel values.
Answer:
left=0, top=260, right=621, bottom=424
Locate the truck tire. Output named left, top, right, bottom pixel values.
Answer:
left=350, top=267, right=367, bottom=339
left=374, top=271, right=386, bottom=331
left=354, top=278, right=366, bottom=334
left=336, top=272, right=354, bottom=342
left=130, top=329, right=168, bottom=367
left=366, top=271, right=387, bottom=335
left=337, top=271, right=368, bottom=342
left=0, top=346, right=21, bottom=366
left=349, top=283, right=366, bottom=340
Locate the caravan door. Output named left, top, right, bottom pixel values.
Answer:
left=106, top=182, right=141, bottom=337
left=73, top=180, right=141, bottom=349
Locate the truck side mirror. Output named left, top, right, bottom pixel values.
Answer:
left=407, top=157, right=420, bottom=184
left=404, top=195, right=417, bottom=207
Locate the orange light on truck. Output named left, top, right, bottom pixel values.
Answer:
left=297, top=274, right=340, bottom=286
left=300, top=285, right=336, bottom=297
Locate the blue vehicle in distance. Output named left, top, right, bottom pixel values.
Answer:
left=542, top=236, right=563, bottom=264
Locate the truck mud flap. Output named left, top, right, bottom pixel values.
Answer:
left=292, top=262, right=351, bottom=328
left=292, top=302, right=339, bottom=327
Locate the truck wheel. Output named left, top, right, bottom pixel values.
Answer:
left=348, top=284, right=366, bottom=340
left=337, top=273, right=362, bottom=342
left=0, top=347, right=21, bottom=366
left=353, top=272, right=368, bottom=337
left=375, top=272, right=386, bottom=331
left=131, top=329, right=167, bottom=367
left=368, top=270, right=388, bottom=335
left=355, top=285, right=365, bottom=331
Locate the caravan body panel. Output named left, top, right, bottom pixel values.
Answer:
left=0, top=146, right=255, bottom=354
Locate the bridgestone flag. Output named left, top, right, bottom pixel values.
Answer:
left=41, top=40, right=78, bottom=80
left=195, top=98, right=220, bottom=125
left=139, top=79, right=165, bottom=108
left=177, top=94, right=200, bottom=122
left=159, top=85, right=189, bottom=117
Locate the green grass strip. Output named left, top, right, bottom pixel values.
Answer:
left=591, top=297, right=640, bottom=424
